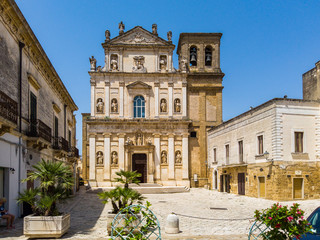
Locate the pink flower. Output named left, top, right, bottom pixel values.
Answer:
left=297, top=211, right=301, bottom=215
left=301, top=216, right=304, bottom=220
left=268, top=217, right=272, bottom=220
left=287, top=216, right=294, bottom=222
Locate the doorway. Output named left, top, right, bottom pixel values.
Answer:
left=238, top=173, right=245, bottom=195
left=220, top=174, right=230, bottom=193
left=258, top=176, right=266, bottom=198
left=132, top=154, right=147, bottom=183
left=293, top=178, right=303, bottom=199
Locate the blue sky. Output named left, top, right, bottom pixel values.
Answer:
left=15, top=0, right=320, bottom=151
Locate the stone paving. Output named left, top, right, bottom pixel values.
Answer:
left=1, top=187, right=320, bottom=239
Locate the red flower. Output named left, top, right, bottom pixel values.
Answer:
left=275, top=224, right=281, bottom=228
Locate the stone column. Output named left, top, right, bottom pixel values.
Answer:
left=89, top=134, right=96, bottom=180
left=154, top=134, right=161, bottom=180
left=119, top=82, right=124, bottom=117
left=168, top=54, right=172, bottom=72
left=154, top=82, right=160, bottom=118
left=148, top=149, right=154, bottom=183
left=105, top=82, right=110, bottom=117
left=182, top=134, right=189, bottom=179
left=103, top=134, right=111, bottom=180
left=168, top=82, right=173, bottom=117
left=90, top=80, right=96, bottom=117
left=146, top=94, right=150, bottom=119
left=168, top=134, right=175, bottom=179
left=182, top=82, right=187, bottom=117
left=118, top=134, right=125, bottom=169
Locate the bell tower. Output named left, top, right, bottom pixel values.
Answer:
left=177, top=33, right=222, bottom=73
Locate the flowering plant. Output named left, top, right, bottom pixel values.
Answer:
left=254, top=203, right=312, bottom=240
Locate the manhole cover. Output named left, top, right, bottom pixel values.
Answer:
left=210, top=207, right=228, bottom=210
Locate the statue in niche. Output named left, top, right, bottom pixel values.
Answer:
left=161, top=151, right=167, bottom=164
left=105, top=30, right=110, bottom=42
left=111, top=99, right=118, bottom=112
left=96, top=151, right=103, bottom=165
left=152, top=24, right=158, bottom=35
left=111, top=151, right=118, bottom=165
left=167, top=31, right=172, bottom=42
left=159, top=56, right=167, bottom=72
left=96, top=98, right=104, bottom=113
left=180, top=57, right=187, bottom=72
left=175, top=150, right=182, bottom=164
left=136, top=133, right=143, bottom=146
left=110, top=57, right=118, bottom=71
left=89, top=56, right=97, bottom=71
left=147, top=137, right=152, bottom=145
left=160, top=99, right=167, bottom=113
left=174, top=99, right=181, bottom=113
left=126, top=137, right=133, bottom=145
left=132, top=56, right=147, bottom=73
left=119, top=21, right=125, bottom=35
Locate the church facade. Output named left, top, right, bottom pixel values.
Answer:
left=82, top=23, right=224, bottom=187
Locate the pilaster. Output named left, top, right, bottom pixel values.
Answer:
left=153, top=134, right=161, bottom=180
left=154, top=82, right=160, bottom=118
left=168, top=134, right=175, bottom=179
left=182, top=133, right=189, bottom=179
left=104, top=133, right=111, bottom=180
left=118, top=133, right=125, bottom=169
left=119, top=82, right=124, bottom=117
left=182, top=82, right=187, bottom=117
left=89, top=134, right=96, bottom=180
left=105, top=82, right=110, bottom=117
left=168, top=82, right=173, bottom=117
left=90, top=80, right=96, bottom=117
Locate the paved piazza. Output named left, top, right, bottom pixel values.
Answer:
left=1, top=187, right=319, bottom=239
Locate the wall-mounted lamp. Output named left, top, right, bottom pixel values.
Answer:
left=260, top=168, right=263, bottom=172
left=287, top=175, right=291, bottom=178
left=264, top=151, right=274, bottom=163
left=254, top=175, right=256, bottom=179
left=267, top=174, right=271, bottom=178
left=9, top=168, right=15, bottom=174
left=305, top=175, right=309, bottom=178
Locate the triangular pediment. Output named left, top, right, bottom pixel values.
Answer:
left=107, top=26, right=172, bottom=46
left=126, top=81, right=152, bottom=89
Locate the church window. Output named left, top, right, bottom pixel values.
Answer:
left=134, top=95, right=145, bottom=118
left=205, top=46, right=212, bottom=66
left=190, top=46, right=197, bottom=67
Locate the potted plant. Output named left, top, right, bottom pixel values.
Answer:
left=98, top=170, right=145, bottom=234
left=17, top=159, right=73, bottom=238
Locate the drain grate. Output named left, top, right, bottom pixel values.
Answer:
left=210, top=207, right=228, bottom=210
left=158, top=201, right=167, bottom=203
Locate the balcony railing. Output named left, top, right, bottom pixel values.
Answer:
left=27, top=119, right=52, bottom=143
left=53, top=136, right=69, bottom=152
left=0, top=90, right=18, bottom=124
left=69, top=146, right=79, bottom=158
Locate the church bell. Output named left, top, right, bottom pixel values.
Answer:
left=190, top=54, right=197, bottom=65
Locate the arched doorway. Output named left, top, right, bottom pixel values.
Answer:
left=132, top=153, right=147, bottom=183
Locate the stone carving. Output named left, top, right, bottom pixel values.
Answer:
left=152, top=24, right=158, bottom=35
left=97, top=66, right=102, bottom=72
left=161, top=151, right=167, bottom=164
left=174, top=99, right=181, bottom=113
left=132, top=56, right=147, bottom=73
left=175, top=150, right=182, bottom=164
left=159, top=56, right=167, bottom=72
left=126, top=137, right=133, bottom=145
left=119, top=21, right=125, bottom=35
left=111, top=151, right=118, bottom=165
left=160, top=99, right=167, bottom=113
left=167, top=31, right=172, bottom=42
left=96, top=151, right=103, bottom=165
left=96, top=98, right=104, bottom=113
left=119, top=33, right=156, bottom=44
left=136, top=133, right=143, bottom=146
left=110, top=55, right=118, bottom=71
left=180, top=57, right=187, bottom=72
left=147, top=137, right=152, bottom=145
left=111, top=98, right=118, bottom=112
left=89, top=56, right=96, bottom=71
left=105, top=30, right=110, bottom=42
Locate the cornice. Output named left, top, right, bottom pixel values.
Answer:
left=0, top=0, right=78, bottom=112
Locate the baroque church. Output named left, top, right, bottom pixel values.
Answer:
left=82, top=22, right=224, bottom=188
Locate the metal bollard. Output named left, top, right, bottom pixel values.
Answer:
left=165, top=212, right=179, bottom=234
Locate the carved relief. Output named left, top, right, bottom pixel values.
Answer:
left=110, top=54, right=119, bottom=71
left=175, top=150, right=182, bottom=164
left=117, top=32, right=157, bottom=44
left=174, top=98, right=181, bottom=113
left=125, top=137, right=133, bottom=145
left=89, top=56, right=96, bottom=71
left=146, top=137, right=152, bottom=145
left=161, top=151, right=167, bottom=164
left=111, top=151, right=118, bottom=165
left=159, top=55, right=167, bottom=72
left=132, top=56, right=147, bottom=73
left=111, top=98, right=118, bottom=113
left=96, top=151, right=103, bottom=165
left=180, top=57, right=187, bottom=72
left=96, top=98, right=104, bottom=113
left=160, top=99, right=167, bottom=113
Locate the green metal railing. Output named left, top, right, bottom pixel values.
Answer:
left=248, top=221, right=271, bottom=240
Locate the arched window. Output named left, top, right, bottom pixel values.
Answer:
left=189, top=46, right=197, bottom=67
left=205, top=46, right=212, bottom=66
left=134, top=95, right=145, bottom=118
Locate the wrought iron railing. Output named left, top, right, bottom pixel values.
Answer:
left=0, top=90, right=18, bottom=124
left=69, top=146, right=79, bottom=158
left=27, top=119, right=52, bottom=143
left=52, top=136, right=69, bottom=152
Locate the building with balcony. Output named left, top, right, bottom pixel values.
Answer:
left=0, top=0, right=79, bottom=216
left=82, top=23, right=224, bottom=188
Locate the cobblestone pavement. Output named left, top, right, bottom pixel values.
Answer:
left=1, top=187, right=320, bottom=239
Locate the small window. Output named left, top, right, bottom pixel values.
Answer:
left=190, top=131, right=197, bottom=138
left=258, top=135, right=263, bottom=155
left=205, top=46, right=212, bottom=66
left=225, top=144, right=229, bottom=164
left=213, top=148, right=217, bottom=163
left=189, top=46, right=197, bottom=67
left=238, top=140, right=243, bottom=163
left=134, top=95, right=145, bottom=118
left=295, top=132, right=303, bottom=153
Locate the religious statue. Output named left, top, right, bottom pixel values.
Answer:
left=180, top=57, right=187, bottom=72
left=110, top=56, right=118, bottom=71
left=119, top=21, right=125, bottom=35
left=174, top=99, right=181, bottom=113
left=161, top=151, right=167, bottom=164
left=136, top=133, right=143, bottom=146
left=132, top=56, right=147, bottom=73
left=105, top=30, right=110, bottom=42
left=175, top=151, right=182, bottom=164
left=111, top=99, right=118, bottom=112
left=147, top=137, right=152, bottom=145
left=89, top=56, right=97, bottom=71
left=126, top=137, right=133, bottom=145
left=96, top=98, right=104, bottom=113
left=111, top=151, right=118, bottom=165
left=167, top=31, right=172, bottom=42
left=96, top=151, right=103, bottom=165
left=152, top=24, right=158, bottom=35
left=160, top=99, right=167, bottom=112
left=159, top=56, right=167, bottom=72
